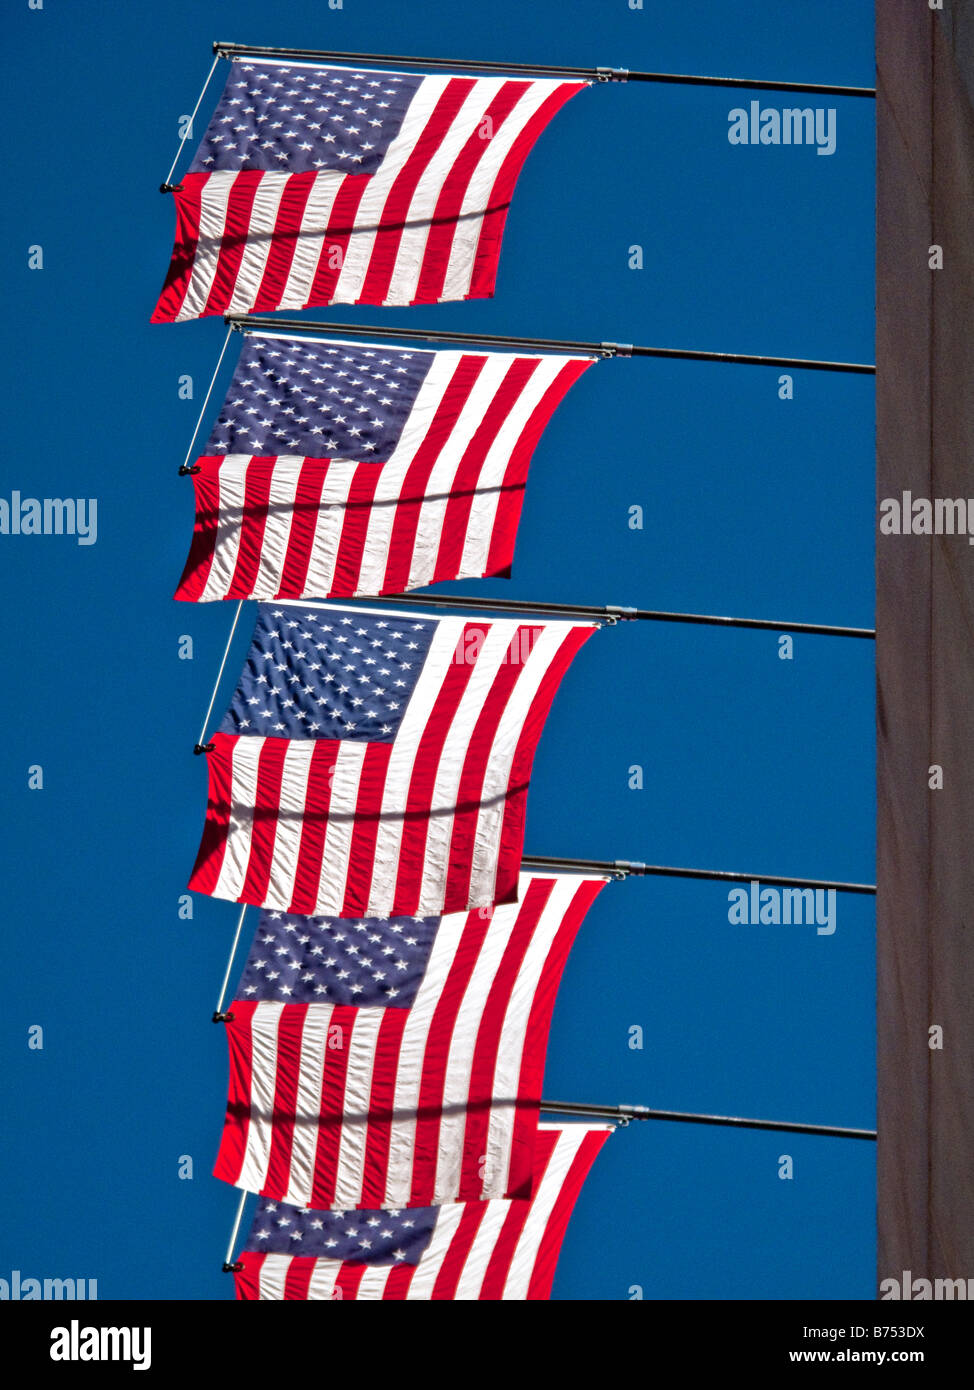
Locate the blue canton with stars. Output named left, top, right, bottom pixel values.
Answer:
left=205, top=335, right=433, bottom=459
left=239, top=908, right=441, bottom=1008
left=220, top=604, right=438, bottom=742
left=245, top=1197, right=437, bottom=1264
left=189, top=62, right=423, bottom=175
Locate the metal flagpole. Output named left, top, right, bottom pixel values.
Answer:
left=539, top=1100, right=876, bottom=1140
left=336, top=593, right=875, bottom=640
left=161, top=54, right=222, bottom=191
left=194, top=600, right=244, bottom=753
left=213, top=905, right=248, bottom=1022
left=222, top=1188, right=248, bottom=1272
left=226, top=314, right=875, bottom=376
left=211, top=42, right=875, bottom=98
left=177, top=327, right=234, bottom=476
left=522, top=855, right=875, bottom=895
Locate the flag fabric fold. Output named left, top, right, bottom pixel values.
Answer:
left=188, top=601, right=595, bottom=917
left=232, top=1121, right=611, bottom=1299
left=151, top=58, right=587, bottom=321
left=174, top=333, right=594, bottom=602
left=214, top=872, right=606, bottom=1208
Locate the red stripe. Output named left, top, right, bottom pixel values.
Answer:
left=430, top=359, right=538, bottom=584
left=306, top=176, right=371, bottom=306
left=282, top=1258, right=316, bottom=1301
left=333, top=1264, right=368, bottom=1300
left=483, top=360, right=593, bottom=578
left=442, top=625, right=542, bottom=912
left=239, top=738, right=290, bottom=906
left=457, top=879, right=552, bottom=1200
left=287, top=742, right=337, bottom=914
left=150, top=175, right=205, bottom=323
left=429, top=1204, right=489, bottom=1299
left=225, top=459, right=275, bottom=599
left=408, top=912, right=491, bottom=1206
left=274, top=459, right=329, bottom=598
left=201, top=172, right=264, bottom=320
left=391, top=623, right=481, bottom=916
left=379, top=357, right=485, bottom=595
left=339, top=743, right=394, bottom=917
left=308, top=1006, right=357, bottom=1208
left=358, top=1008, right=410, bottom=1208
left=358, top=78, right=476, bottom=305
left=233, top=1251, right=265, bottom=1301
left=412, top=82, right=528, bottom=304
left=493, top=626, right=594, bottom=906
left=469, top=83, right=586, bottom=300
left=329, top=463, right=383, bottom=598
left=381, top=1261, right=416, bottom=1300
left=173, top=458, right=220, bottom=601
left=508, top=879, right=605, bottom=1176
left=526, top=1129, right=609, bottom=1299
left=251, top=172, right=318, bottom=312
left=213, top=1001, right=257, bottom=1186
left=262, top=1003, right=309, bottom=1199
left=187, top=732, right=235, bottom=896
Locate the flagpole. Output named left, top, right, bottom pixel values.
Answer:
left=213, top=904, right=248, bottom=1022
left=222, top=1189, right=248, bottom=1272
left=539, top=1100, right=876, bottom=1140
left=211, top=42, right=875, bottom=98
left=194, top=599, right=244, bottom=754
left=522, top=855, right=875, bottom=895
left=160, top=53, right=222, bottom=192
left=226, top=315, right=875, bottom=376
left=339, top=593, right=875, bottom=640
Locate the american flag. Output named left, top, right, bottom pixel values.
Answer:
left=174, top=333, right=594, bottom=602
left=233, top=1122, right=612, bottom=1300
left=214, top=874, right=606, bottom=1208
left=152, top=58, right=587, bottom=321
left=188, top=602, right=595, bottom=917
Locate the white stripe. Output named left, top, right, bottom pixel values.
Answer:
left=329, top=1009, right=385, bottom=1209
left=175, top=173, right=238, bottom=322
left=440, top=82, right=567, bottom=302
left=415, top=619, right=536, bottom=915
left=305, top=1260, right=341, bottom=1300
left=403, top=1204, right=463, bottom=1299
left=455, top=359, right=573, bottom=578
left=385, top=81, right=502, bottom=305
left=431, top=899, right=518, bottom=1203
left=309, top=739, right=369, bottom=915
left=299, top=464, right=360, bottom=599
left=402, top=355, right=519, bottom=590
left=250, top=462, right=302, bottom=607
left=500, top=1123, right=591, bottom=1299
left=276, top=173, right=346, bottom=312
left=450, top=1202, right=511, bottom=1299
left=331, top=76, right=454, bottom=303
left=352, top=353, right=462, bottom=594
left=480, top=878, right=574, bottom=1196
left=381, top=908, right=468, bottom=1207
left=283, top=1006, right=333, bottom=1208
left=199, top=459, right=249, bottom=602
left=234, top=1002, right=283, bottom=1192
left=365, top=616, right=468, bottom=915
left=223, top=177, right=290, bottom=314
left=256, top=1255, right=290, bottom=1300
left=263, top=743, right=315, bottom=911
left=211, top=736, right=264, bottom=902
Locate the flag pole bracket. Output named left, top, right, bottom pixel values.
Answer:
left=159, top=183, right=183, bottom=194
left=212, top=1010, right=235, bottom=1024
left=193, top=742, right=215, bottom=756
left=597, top=67, right=630, bottom=83
left=179, top=464, right=201, bottom=476
left=222, top=1262, right=243, bottom=1274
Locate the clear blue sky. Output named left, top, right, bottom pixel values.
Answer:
left=2, top=0, right=874, bottom=1300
